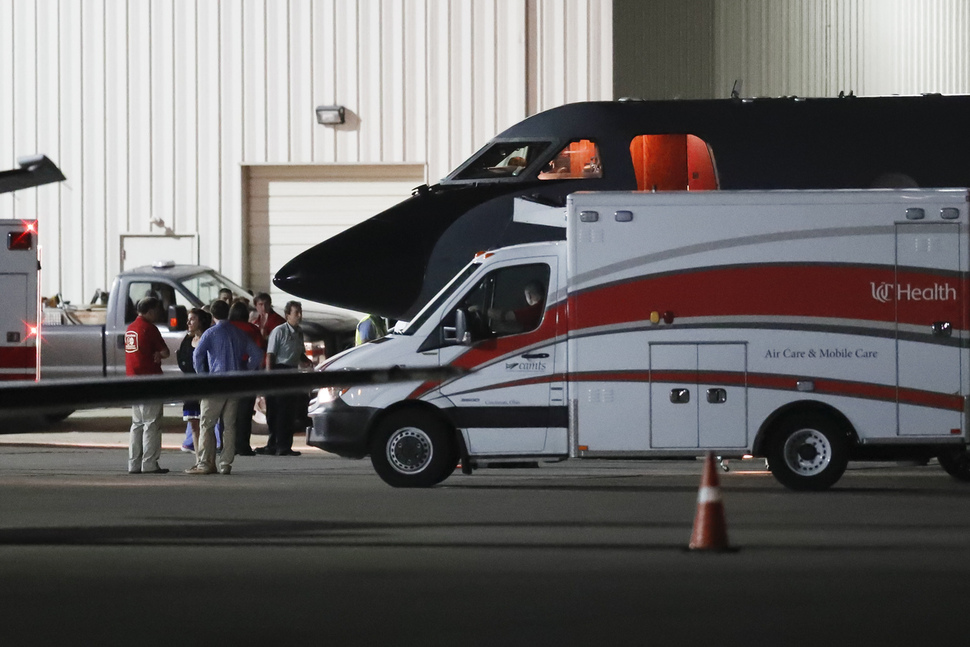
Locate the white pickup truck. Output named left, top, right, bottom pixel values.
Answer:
left=41, top=262, right=253, bottom=385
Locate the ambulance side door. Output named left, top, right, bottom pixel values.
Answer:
left=437, top=260, right=560, bottom=455
left=895, top=222, right=964, bottom=436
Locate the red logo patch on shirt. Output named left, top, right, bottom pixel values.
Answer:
left=125, top=331, right=139, bottom=353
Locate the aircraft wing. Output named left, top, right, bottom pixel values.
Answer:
left=0, top=155, right=66, bottom=194
left=0, top=366, right=460, bottom=421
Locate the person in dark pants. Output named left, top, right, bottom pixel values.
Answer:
left=176, top=307, right=212, bottom=454
left=228, top=300, right=263, bottom=456
left=258, top=301, right=313, bottom=456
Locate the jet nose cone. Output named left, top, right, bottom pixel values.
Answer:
left=273, top=244, right=346, bottom=305
left=273, top=256, right=312, bottom=297
left=272, top=222, right=428, bottom=319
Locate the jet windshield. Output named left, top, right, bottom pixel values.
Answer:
left=450, top=141, right=551, bottom=181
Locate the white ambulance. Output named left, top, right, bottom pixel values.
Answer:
left=308, top=189, right=970, bottom=490
left=0, top=155, right=63, bottom=387
left=0, top=219, right=40, bottom=382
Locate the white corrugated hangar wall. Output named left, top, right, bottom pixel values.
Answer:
left=0, top=0, right=613, bottom=316
left=3, top=0, right=970, bottom=318
left=614, top=0, right=970, bottom=100
left=714, top=0, right=970, bottom=97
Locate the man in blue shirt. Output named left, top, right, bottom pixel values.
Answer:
left=187, top=299, right=264, bottom=475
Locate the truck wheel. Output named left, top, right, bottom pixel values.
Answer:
left=369, top=410, right=458, bottom=488
left=937, top=449, right=970, bottom=482
left=767, top=413, right=849, bottom=491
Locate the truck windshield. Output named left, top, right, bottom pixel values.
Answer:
left=449, top=141, right=551, bottom=181
left=402, top=262, right=481, bottom=335
left=179, top=271, right=251, bottom=305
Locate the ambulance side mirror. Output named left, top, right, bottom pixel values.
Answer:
left=443, top=309, right=471, bottom=346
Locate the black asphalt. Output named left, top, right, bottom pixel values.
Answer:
left=0, top=445, right=968, bottom=646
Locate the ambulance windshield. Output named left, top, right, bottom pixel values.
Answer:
left=402, top=262, right=481, bottom=335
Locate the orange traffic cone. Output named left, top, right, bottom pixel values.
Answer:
left=688, top=452, right=731, bottom=551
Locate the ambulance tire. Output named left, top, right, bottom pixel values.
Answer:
left=937, top=449, right=970, bottom=482
left=369, top=410, right=459, bottom=488
left=767, top=413, right=849, bottom=491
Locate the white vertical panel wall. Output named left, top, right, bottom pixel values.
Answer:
left=0, top=0, right=612, bottom=304
left=715, top=0, right=970, bottom=98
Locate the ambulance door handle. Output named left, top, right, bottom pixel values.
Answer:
left=117, top=334, right=126, bottom=349
left=932, top=321, right=952, bottom=337
left=521, top=352, right=549, bottom=359
left=706, top=388, right=727, bottom=404
left=669, top=388, right=690, bottom=404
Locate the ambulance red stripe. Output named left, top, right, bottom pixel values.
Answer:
left=441, top=369, right=963, bottom=412
left=409, top=264, right=966, bottom=403
left=568, top=264, right=967, bottom=332
left=0, top=346, right=38, bottom=369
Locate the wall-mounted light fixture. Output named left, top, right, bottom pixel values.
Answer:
left=315, top=105, right=346, bottom=125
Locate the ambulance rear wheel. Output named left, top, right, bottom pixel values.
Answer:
left=767, top=413, right=848, bottom=491
left=937, top=448, right=970, bottom=482
left=369, top=410, right=458, bottom=488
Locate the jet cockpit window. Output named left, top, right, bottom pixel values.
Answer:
left=451, top=141, right=550, bottom=180
left=538, top=139, right=602, bottom=180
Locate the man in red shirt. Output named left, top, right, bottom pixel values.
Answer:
left=253, top=292, right=286, bottom=342
left=125, top=297, right=171, bottom=474
left=485, top=280, right=546, bottom=335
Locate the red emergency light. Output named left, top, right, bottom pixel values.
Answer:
left=7, top=230, right=33, bottom=250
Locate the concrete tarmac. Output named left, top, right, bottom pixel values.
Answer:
left=0, top=410, right=969, bottom=646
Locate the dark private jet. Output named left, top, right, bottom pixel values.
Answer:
left=276, top=94, right=970, bottom=320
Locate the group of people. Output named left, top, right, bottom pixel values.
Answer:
left=125, top=291, right=313, bottom=476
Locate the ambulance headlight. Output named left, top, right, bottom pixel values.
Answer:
left=316, top=386, right=349, bottom=404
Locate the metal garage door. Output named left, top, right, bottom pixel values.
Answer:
left=246, top=164, right=425, bottom=328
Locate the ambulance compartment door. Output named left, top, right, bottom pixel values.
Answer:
left=698, top=343, right=747, bottom=448
left=650, top=342, right=747, bottom=448
left=650, top=343, right=698, bottom=448
left=895, top=223, right=964, bottom=436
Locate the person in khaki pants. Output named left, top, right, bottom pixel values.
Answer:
left=125, top=296, right=170, bottom=474
left=186, top=299, right=264, bottom=475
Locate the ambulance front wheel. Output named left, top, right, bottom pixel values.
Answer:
left=369, top=410, right=459, bottom=488
left=937, top=448, right=970, bottom=482
left=767, top=413, right=849, bottom=491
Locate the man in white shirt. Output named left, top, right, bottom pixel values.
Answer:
left=257, top=301, right=313, bottom=456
